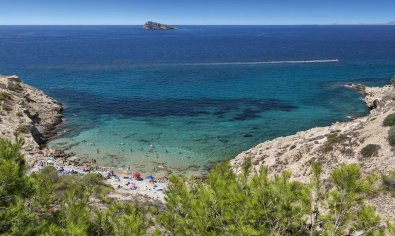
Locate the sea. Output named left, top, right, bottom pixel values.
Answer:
left=0, top=25, right=394, bottom=176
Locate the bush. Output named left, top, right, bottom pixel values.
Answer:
left=388, top=126, right=395, bottom=146
left=0, top=138, right=148, bottom=235
left=383, top=113, right=395, bottom=127
left=391, top=75, right=395, bottom=87
left=15, top=124, right=30, bottom=134
left=360, top=144, right=381, bottom=158
left=160, top=161, right=383, bottom=235
left=383, top=172, right=395, bottom=196
left=0, top=138, right=34, bottom=233
left=0, top=92, right=12, bottom=101
left=323, top=132, right=347, bottom=152
left=8, top=82, right=23, bottom=92
left=16, top=112, right=23, bottom=117
left=1, top=104, right=12, bottom=111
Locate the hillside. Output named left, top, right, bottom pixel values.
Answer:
left=232, top=84, right=395, bottom=220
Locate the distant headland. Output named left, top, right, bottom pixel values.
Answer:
left=143, top=21, right=177, bottom=30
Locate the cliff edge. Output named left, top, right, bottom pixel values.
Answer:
left=0, top=75, right=63, bottom=165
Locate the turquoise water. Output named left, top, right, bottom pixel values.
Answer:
left=0, top=26, right=394, bottom=175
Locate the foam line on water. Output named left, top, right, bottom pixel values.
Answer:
left=30, top=59, right=340, bottom=70
left=179, top=59, right=339, bottom=66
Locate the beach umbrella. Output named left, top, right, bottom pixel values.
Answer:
left=132, top=173, right=141, bottom=178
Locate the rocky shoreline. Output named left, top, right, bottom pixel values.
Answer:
left=231, top=83, right=395, bottom=220
left=0, top=75, right=64, bottom=165
left=0, top=75, right=166, bottom=204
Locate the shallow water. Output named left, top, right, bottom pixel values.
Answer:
left=0, top=25, right=394, bottom=175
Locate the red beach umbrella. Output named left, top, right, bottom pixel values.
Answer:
left=132, top=173, right=141, bottom=178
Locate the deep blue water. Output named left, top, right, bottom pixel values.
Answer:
left=0, top=25, right=394, bottom=175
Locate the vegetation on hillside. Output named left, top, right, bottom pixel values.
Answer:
left=323, top=131, right=347, bottom=152
left=391, top=75, right=395, bottom=87
left=383, top=113, right=395, bottom=127
left=8, top=82, right=23, bottom=92
left=0, top=92, right=12, bottom=101
left=0, top=138, right=394, bottom=235
left=360, top=144, right=381, bottom=158
left=0, top=138, right=151, bottom=235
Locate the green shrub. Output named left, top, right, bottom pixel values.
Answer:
left=383, top=113, right=395, bottom=127
left=1, top=104, right=12, bottom=111
left=160, top=161, right=384, bottom=235
left=360, top=144, right=381, bottom=158
left=391, top=75, right=395, bottom=87
left=0, top=138, right=33, bottom=233
left=15, top=124, right=30, bottom=134
left=0, top=138, right=151, bottom=235
left=8, top=82, right=23, bottom=92
left=0, top=92, right=12, bottom=101
left=323, top=132, right=347, bottom=152
left=388, top=126, right=395, bottom=146
left=16, top=112, right=23, bottom=117
left=383, top=172, right=395, bottom=196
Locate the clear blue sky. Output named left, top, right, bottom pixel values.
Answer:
left=0, top=0, right=394, bottom=25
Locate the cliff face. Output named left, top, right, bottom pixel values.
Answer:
left=231, top=84, right=395, bottom=220
left=0, top=75, right=63, bottom=165
left=143, top=21, right=176, bottom=30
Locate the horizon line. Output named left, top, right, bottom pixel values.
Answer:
left=1, top=23, right=395, bottom=26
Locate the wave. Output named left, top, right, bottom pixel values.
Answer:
left=179, top=59, right=339, bottom=66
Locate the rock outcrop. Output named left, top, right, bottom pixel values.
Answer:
left=345, top=83, right=389, bottom=109
left=231, top=84, right=395, bottom=220
left=0, top=75, right=63, bottom=165
left=143, top=21, right=176, bottom=30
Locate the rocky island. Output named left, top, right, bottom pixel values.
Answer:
left=143, top=21, right=176, bottom=30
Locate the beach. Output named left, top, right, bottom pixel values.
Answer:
left=0, top=75, right=167, bottom=203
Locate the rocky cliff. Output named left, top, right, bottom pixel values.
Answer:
left=231, top=84, right=395, bottom=220
left=143, top=21, right=176, bottom=30
left=0, top=75, right=63, bottom=165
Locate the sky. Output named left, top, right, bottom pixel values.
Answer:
left=0, top=0, right=394, bottom=25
